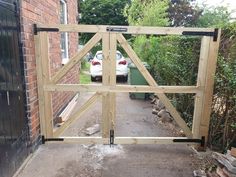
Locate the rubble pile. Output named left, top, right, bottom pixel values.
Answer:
left=151, top=97, right=173, bottom=123
left=209, top=147, right=236, bottom=177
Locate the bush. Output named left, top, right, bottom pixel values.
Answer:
left=133, top=35, right=201, bottom=127
left=209, top=23, right=236, bottom=151
left=132, top=23, right=236, bottom=151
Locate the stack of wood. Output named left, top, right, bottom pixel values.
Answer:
left=210, top=147, right=236, bottom=177
left=151, top=97, right=173, bottom=122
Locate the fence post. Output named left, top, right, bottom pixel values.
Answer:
left=102, top=33, right=110, bottom=139
left=192, top=30, right=221, bottom=148
left=109, top=33, right=117, bottom=131
left=35, top=32, right=53, bottom=138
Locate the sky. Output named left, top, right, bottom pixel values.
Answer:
left=196, top=0, right=236, bottom=18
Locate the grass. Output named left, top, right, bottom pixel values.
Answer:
left=80, top=60, right=91, bottom=84
left=80, top=71, right=91, bottom=84
left=81, top=60, right=90, bottom=70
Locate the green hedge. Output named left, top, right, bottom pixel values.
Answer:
left=132, top=23, right=236, bottom=151
left=133, top=35, right=201, bottom=127
left=209, top=23, right=236, bottom=151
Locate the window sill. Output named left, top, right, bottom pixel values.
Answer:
left=62, top=58, right=69, bottom=65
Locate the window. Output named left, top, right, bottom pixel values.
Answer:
left=60, top=0, right=69, bottom=64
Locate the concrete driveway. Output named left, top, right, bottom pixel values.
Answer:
left=16, top=92, right=197, bottom=177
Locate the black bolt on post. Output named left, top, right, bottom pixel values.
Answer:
left=42, top=135, right=46, bottom=144
left=110, top=129, right=114, bottom=147
left=201, top=136, right=205, bottom=147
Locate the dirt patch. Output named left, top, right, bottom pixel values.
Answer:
left=54, top=145, right=125, bottom=177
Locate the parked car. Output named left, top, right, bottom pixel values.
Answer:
left=90, top=50, right=128, bottom=82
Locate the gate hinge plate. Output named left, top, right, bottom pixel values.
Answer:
left=182, top=28, right=219, bottom=42
left=41, top=135, right=64, bottom=144
left=173, top=136, right=205, bottom=147
left=34, top=24, right=59, bottom=35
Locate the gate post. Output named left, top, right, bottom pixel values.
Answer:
left=192, top=37, right=211, bottom=139
left=35, top=32, right=53, bottom=138
left=102, top=33, right=110, bottom=138
left=101, top=33, right=117, bottom=139
left=109, top=33, right=117, bottom=131
left=192, top=31, right=221, bottom=148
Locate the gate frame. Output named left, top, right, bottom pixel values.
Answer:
left=34, top=24, right=221, bottom=147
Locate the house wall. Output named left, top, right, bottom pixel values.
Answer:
left=20, top=0, right=79, bottom=148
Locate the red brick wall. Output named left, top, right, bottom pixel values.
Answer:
left=20, top=0, right=79, bottom=146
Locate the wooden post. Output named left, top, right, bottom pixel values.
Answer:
left=192, top=37, right=211, bottom=138
left=35, top=32, right=53, bottom=138
left=200, top=31, right=221, bottom=144
left=102, top=33, right=110, bottom=138
left=109, top=33, right=117, bottom=130
left=35, top=34, right=46, bottom=137
left=101, top=33, right=117, bottom=138
left=192, top=31, right=221, bottom=146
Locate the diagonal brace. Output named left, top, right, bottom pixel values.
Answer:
left=117, top=33, right=192, bottom=138
left=51, top=33, right=102, bottom=84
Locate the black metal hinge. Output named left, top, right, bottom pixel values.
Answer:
left=173, top=136, right=205, bottom=147
left=33, top=24, right=59, bottom=35
left=182, top=28, right=219, bottom=42
left=106, top=27, right=128, bottom=32
left=41, top=135, right=64, bottom=144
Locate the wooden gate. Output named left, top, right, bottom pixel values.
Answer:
left=34, top=24, right=220, bottom=147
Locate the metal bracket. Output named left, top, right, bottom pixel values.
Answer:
left=41, top=135, right=45, bottom=144
left=106, top=27, right=128, bottom=33
left=33, top=24, right=59, bottom=35
left=182, top=28, right=219, bottom=42
left=173, top=136, right=205, bottom=147
left=41, top=135, right=64, bottom=144
left=200, top=136, right=205, bottom=147
left=110, top=129, right=114, bottom=146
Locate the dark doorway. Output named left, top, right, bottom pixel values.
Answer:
left=0, top=0, right=29, bottom=177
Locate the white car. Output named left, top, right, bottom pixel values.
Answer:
left=90, top=50, right=128, bottom=82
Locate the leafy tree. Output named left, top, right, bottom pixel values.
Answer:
left=80, top=0, right=129, bottom=25
left=124, top=0, right=169, bottom=26
left=168, top=0, right=202, bottom=27
left=124, top=0, right=144, bottom=25
left=196, top=6, right=232, bottom=27
left=79, top=0, right=130, bottom=43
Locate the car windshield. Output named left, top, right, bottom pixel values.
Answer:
left=96, top=53, right=122, bottom=60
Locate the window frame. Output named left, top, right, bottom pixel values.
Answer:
left=60, top=0, right=69, bottom=65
